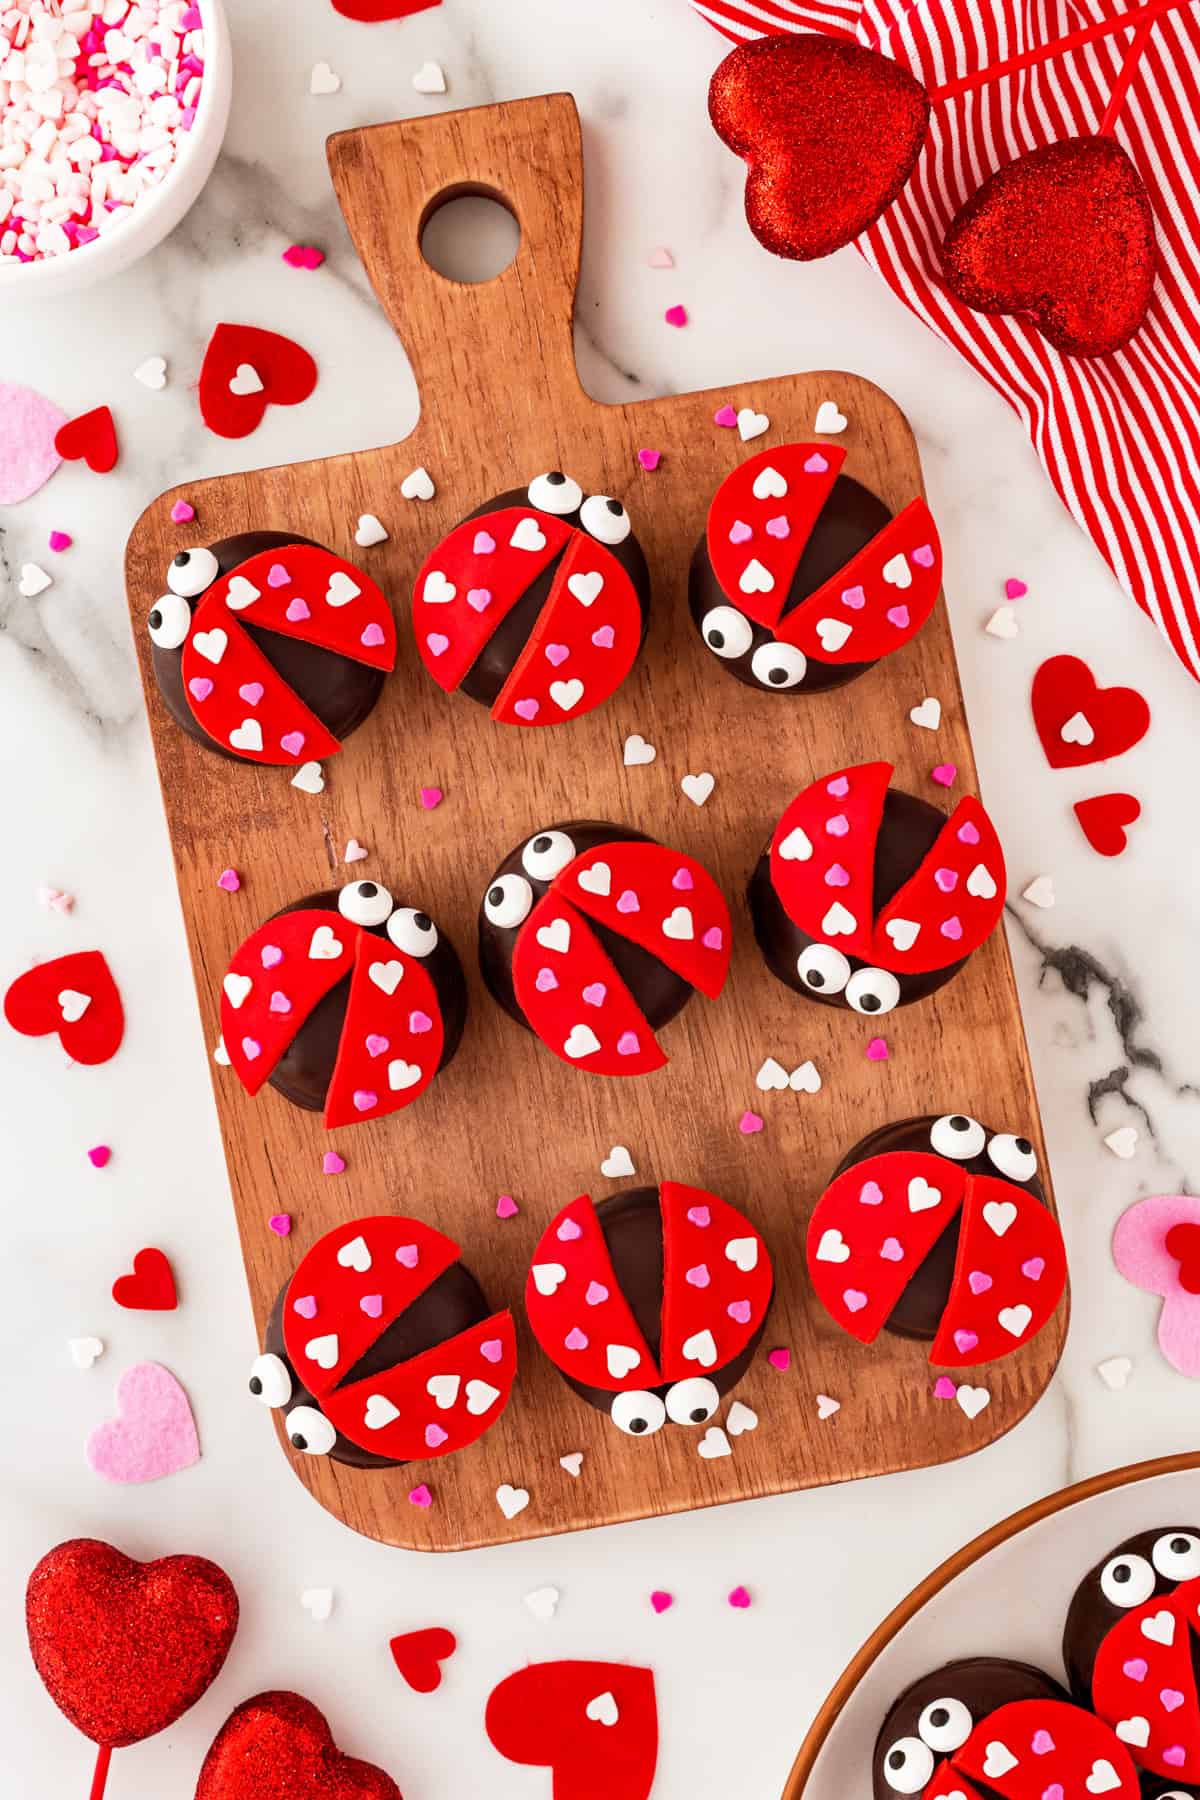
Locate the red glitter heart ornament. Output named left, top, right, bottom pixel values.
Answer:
left=709, top=35, right=929, bottom=260
left=486, top=1660, right=658, bottom=1800
left=26, top=1539, right=238, bottom=1750
left=196, top=1691, right=402, bottom=1800
left=942, top=135, right=1156, bottom=357
left=198, top=324, right=318, bottom=440
left=1074, top=792, right=1141, bottom=857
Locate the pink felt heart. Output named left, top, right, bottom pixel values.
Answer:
left=0, top=381, right=68, bottom=504
left=86, top=1362, right=200, bottom=1485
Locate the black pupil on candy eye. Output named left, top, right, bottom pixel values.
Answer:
left=929, top=1708, right=949, bottom=1728
left=888, top=1752, right=905, bottom=1771
left=173, top=551, right=190, bottom=567
left=414, top=912, right=432, bottom=932
left=1171, top=1537, right=1190, bottom=1553
left=1016, top=1137, right=1032, bottom=1155
left=860, top=994, right=881, bottom=1012
left=359, top=882, right=377, bottom=898
left=1114, top=1564, right=1131, bottom=1583
left=767, top=667, right=788, bottom=685
left=689, top=1406, right=707, bottom=1423
left=546, top=471, right=565, bottom=485
left=630, top=1416, right=648, bottom=1434
left=950, top=1116, right=970, bottom=1131
left=808, top=971, right=826, bottom=989
left=149, top=609, right=162, bottom=630
left=708, top=629, right=725, bottom=649
left=532, top=837, right=551, bottom=853
left=488, top=886, right=503, bottom=907
left=605, top=500, right=623, bottom=516
left=248, top=1377, right=262, bottom=1396
left=290, top=1433, right=307, bottom=1450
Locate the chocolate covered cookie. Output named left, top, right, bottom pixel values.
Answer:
left=875, top=1659, right=1067, bottom=1799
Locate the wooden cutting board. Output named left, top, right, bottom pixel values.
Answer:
left=124, top=93, right=1066, bottom=1552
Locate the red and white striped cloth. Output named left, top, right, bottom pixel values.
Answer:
left=690, top=0, right=1200, bottom=684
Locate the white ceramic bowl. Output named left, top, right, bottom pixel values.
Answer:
left=0, top=0, right=232, bottom=300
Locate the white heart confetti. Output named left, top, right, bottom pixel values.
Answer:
left=567, top=571, right=604, bottom=606
left=1086, top=1762, right=1122, bottom=1795
left=368, top=960, right=404, bottom=995
left=292, top=761, right=325, bottom=794
left=496, top=1483, right=530, bottom=1520
left=726, top=1400, right=758, bottom=1436
left=601, top=1145, right=636, bottom=1179
left=578, top=862, right=612, bottom=897
left=1061, top=710, right=1095, bottom=746
left=531, top=1263, right=567, bottom=1297
left=536, top=918, right=571, bottom=955
left=309, top=925, right=343, bottom=961
left=885, top=918, right=921, bottom=952
left=909, top=696, right=942, bottom=731
left=510, top=517, right=546, bottom=552
left=966, top=863, right=998, bottom=900
left=751, top=465, right=787, bottom=501
left=956, top=1384, right=991, bottom=1421
left=607, top=1344, right=641, bottom=1379
left=586, top=1691, right=620, bottom=1726
left=229, top=363, right=264, bottom=397
left=998, top=1303, right=1033, bottom=1338
left=1022, top=875, right=1056, bottom=909
left=908, top=1177, right=942, bottom=1214
left=1097, top=1355, right=1133, bottom=1390
left=224, top=575, right=260, bottom=611
left=412, top=60, right=447, bottom=95
left=309, top=61, right=341, bottom=95
left=304, top=1334, right=339, bottom=1370
left=662, top=905, right=694, bottom=941
left=423, top=570, right=455, bottom=605
left=1141, top=1610, right=1175, bottom=1646
left=364, top=1394, right=400, bottom=1430
left=524, top=1585, right=560, bottom=1621
left=465, top=1379, right=500, bottom=1416
left=816, top=1228, right=849, bottom=1264
left=698, top=1425, right=732, bottom=1460
left=230, top=719, right=264, bottom=754
left=134, top=355, right=167, bottom=390
left=223, top=973, right=252, bottom=1009
left=58, top=988, right=91, bottom=1023
left=623, top=733, right=656, bottom=767
left=193, top=627, right=227, bottom=664
left=983, top=1742, right=1017, bottom=1780
left=756, top=1057, right=789, bottom=1092
left=682, top=1328, right=718, bottom=1367
left=68, top=1336, right=104, bottom=1369
left=325, top=572, right=360, bottom=608
left=337, top=1234, right=371, bottom=1272
left=426, top=1373, right=460, bottom=1410
left=982, top=1199, right=1017, bottom=1237
left=814, top=400, right=848, bottom=434
left=355, top=513, right=389, bottom=547
left=1104, top=1125, right=1138, bottom=1160
left=300, top=1587, right=334, bottom=1620
left=401, top=466, right=435, bottom=502
left=725, top=1236, right=758, bottom=1273
left=737, top=408, right=770, bottom=442
left=560, top=1452, right=584, bottom=1477
left=681, top=771, right=715, bottom=807
left=816, top=617, right=853, bottom=653
left=738, top=558, right=774, bottom=596
left=883, top=553, right=912, bottom=590
left=790, top=1060, right=821, bottom=1094
left=985, top=604, right=1020, bottom=639
left=388, top=1059, right=421, bottom=1092
left=816, top=1393, right=841, bottom=1420
left=550, top=678, right=585, bottom=712
left=778, top=827, right=812, bottom=862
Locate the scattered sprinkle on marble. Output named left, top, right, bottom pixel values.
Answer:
left=1097, top=1356, right=1133, bottom=1390
left=600, top=1146, right=635, bottom=1179
left=623, top=734, right=656, bottom=767
left=68, top=1336, right=104, bottom=1370
left=292, top=761, right=325, bottom=795
left=637, top=448, right=661, bottom=471
left=301, top=1588, right=334, bottom=1621
left=524, top=1585, right=560, bottom=1622
left=283, top=245, right=325, bottom=270
left=309, top=62, right=341, bottom=95
left=664, top=304, right=688, bottom=328
left=728, top=1586, right=752, bottom=1609
left=355, top=513, right=388, bottom=548
left=816, top=1393, right=841, bottom=1419
left=767, top=1347, right=791, bottom=1371
left=322, top=1151, right=345, bottom=1176
left=931, top=763, right=957, bottom=788
left=344, top=839, right=368, bottom=863
left=1104, top=1125, right=1139, bottom=1160
left=86, top=1145, right=110, bottom=1169
left=1005, top=577, right=1028, bottom=599
left=559, top=1452, right=583, bottom=1478
left=19, top=563, right=52, bottom=597
left=648, top=247, right=674, bottom=268
left=409, top=1483, right=433, bottom=1508
left=739, top=1110, right=763, bottom=1136
left=866, top=1037, right=889, bottom=1062
left=216, top=868, right=241, bottom=893
left=681, top=770, right=715, bottom=807
left=401, top=466, right=435, bottom=502
left=909, top=696, right=942, bottom=731
left=496, top=1194, right=519, bottom=1219
left=412, top=61, right=447, bottom=95
left=48, top=531, right=72, bottom=553
left=650, top=1590, right=674, bottom=1613
left=134, top=357, right=167, bottom=391
left=269, top=1213, right=291, bottom=1237
left=170, top=500, right=196, bottom=524
left=38, top=886, right=74, bottom=913
left=985, top=605, right=1020, bottom=639
left=814, top=401, right=848, bottom=434
left=1022, top=875, right=1056, bottom=909
left=420, top=786, right=443, bottom=810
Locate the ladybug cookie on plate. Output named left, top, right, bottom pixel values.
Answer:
left=689, top=443, right=940, bottom=694
left=478, top=821, right=731, bottom=1076
left=145, top=532, right=395, bottom=766
left=875, top=1659, right=1068, bottom=1800
left=749, top=761, right=1006, bottom=1016
left=807, top=1112, right=1067, bottom=1366
left=249, top=1216, right=516, bottom=1468
left=525, top=1182, right=772, bottom=1437
left=220, top=878, right=466, bottom=1129
left=880, top=1689, right=1139, bottom=1800
left=412, top=471, right=651, bottom=727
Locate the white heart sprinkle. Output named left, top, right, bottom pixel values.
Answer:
left=885, top=917, right=921, bottom=952
left=601, top=1145, right=636, bottom=1179
left=682, top=1328, right=718, bottom=1367
left=524, top=1585, right=560, bottom=1622
left=18, top=562, right=52, bottom=598
left=411, top=60, right=447, bottom=94
left=510, top=517, right=546, bottom=552
left=726, top=1400, right=758, bottom=1436
left=1114, top=1718, right=1150, bottom=1749
left=1141, top=1610, right=1175, bottom=1646
left=1097, top=1355, right=1133, bottom=1390
left=388, top=1058, right=421, bottom=1092
left=816, top=1393, right=841, bottom=1419
left=908, top=1177, right=941, bottom=1214
left=623, top=733, right=656, bottom=766
left=966, top=863, right=998, bottom=900
left=550, top=678, right=584, bottom=712
left=213, top=1037, right=231, bottom=1066
left=816, top=617, right=853, bottom=653
left=822, top=902, right=856, bottom=937
left=956, top=1384, right=991, bottom=1420
left=300, top=1587, right=334, bottom=1620
left=607, top=1344, right=641, bottom=1379
left=559, top=1452, right=584, bottom=1477
left=577, top=862, right=611, bottom=898
left=567, top=570, right=604, bottom=606
left=778, top=827, right=812, bottom=862
left=909, top=696, right=942, bottom=731
left=532, top=1263, right=567, bottom=1297
left=309, top=61, right=341, bottom=95
left=229, top=363, right=264, bottom=396
left=1104, top=1125, right=1138, bottom=1160
left=401, top=466, right=435, bottom=502
left=983, top=1742, right=1017, bottom=1779
left=364, top=1394, right=399, bottom=1430
left=193, top=627, right=227, bottom=665
left=465, top=1379, right=500, bottom=1416
left=426, top=1373, right=460, bottom=1410
left=698, top=1425, right=732, bottom=1460
left=737, top=408, right=770, bottom=442
left=586, top=1691, right=619, bottom=1726
left=1061, top=710, right=1095, bottom=746
left=756, top=1057, right=789, bottom=1092
left=291, top=761, right=325, bottom=794
left=337, top=1234, right=371, bottom=1272
left=751, top=465, right=787, bottom=501
left=536, top=918, right=571, bottom=954
left=738, top=557, right=774, bottom=596
left=224, top=575, right=260, bottom=611
left=344, top=838, right=368, bottom=863
left=1087, top=1761, right=1122, bottom=1795
left=662, top=905, right=694, bottom=941
left=982, top=1199, right=1017, bottom=1237
left=57, top=988, right=91, bottom=1023
left=309, top=925, right=343, bottom=961
left=790, top=1059, right=821, bottom=1093
left=681, top=771, right=715, bottom=807
left=223, top=973, right=252, bottom=1009
left=998, top=1303, right=1033, bottom=1338
left=985, top=604, right=1020, bottom=639
left=368, top=960, right=404, bottom=995
left=814, top=401, right=848, bottom=434
left=1022, top=875, right=1056, bottom=909
left=134, top=355, right=167, bottom=390
left=68, top=1336, right=104, bottom=1369
left=325, top=572, right=360, bottom=608
left=230, top=719, right=264, bottom=754
left=496, top=1484, right=529, bottom=1520
left=355, top=513, right=388, bottom=547
left=725, top=1236, right=759, bottom=1273
left=816, top=1228, right=850, bottom=1264
left=883, top=553, right=912, bottom=590
left=423, top=569, right=455, bottom=605
left=304, top=1334, right=339, bottom=1370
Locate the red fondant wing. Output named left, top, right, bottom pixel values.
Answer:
left=323, top=934, right=445, bottom=1129
left=201, top=545, right=395, bottom=670
left=775, top=498, right=941, bottom=663
left=181, top=608, right=341, bottom=766
left=512, top=894, right=667, bottom=1077
left=769, top=762, right=890, bottom=961
left=1092, top=1579, right=1200, bottom=1780
left=871, top=794, right=1006, bottom=974
left=556, top=842, right=731, bottom=999
left=486, top=1660, right=658, bottom=1800
left=325, top=1311, right=516, bottom=1460
left=221, top=909, right=356, bottom=1095
left=282, top=1216, right=460, bottom=1398
left=492, top=532, right=643, bottom=726
left=4, top=949, right=124, bottom=1065
left=659, top=1182, right=772, bottom=1381
left=807, top=1151, right=967, bottom=1343
left=954, top=1699, right=1140, bottom=1800
left=412, top=506, right=572, bottom=693
left=524, top=1194, right=662, bottom=1392
left=931, top=1173, right=1067, bottom=1366
left=706, top=443, right=846, bottom=628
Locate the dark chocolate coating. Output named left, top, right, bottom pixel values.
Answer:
left=556, top=1186, right=771, bottom=1424
left=1142, top=1781, right=1200, bottom=1800
left=689, top=474, right=891, bottom=695
left=148, top=531, right=386, bottom=757
left=1062, top=1527, right=1200, bottom=1708
left=748, top=785, right=968, bottom=1010
left=263, top=1261, right=489, bottom=1470
left=873, top=1658, right=1068, bottom=1800
left=267, top=888, right=467, bottom=1114
left=831, top=1115, right=1044, bottom=1339
left=456, top=482, right=651, bottom=708
left=478, top=820, right=693, bottom=1033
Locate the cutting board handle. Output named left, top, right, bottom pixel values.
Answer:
left=327, top=95, right=584, bottom=416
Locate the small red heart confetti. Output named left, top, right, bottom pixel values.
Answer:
left=637, top=449, right=661, bottom=471
left=408, top=1484, right=433, bottom=1508
left=650, top=1591, right=674, bottom=1614
left=170, top=499, right=196, bottom=523
left=664, top=305, right=688, bottom=328
left=87, top=1145, right=111, bottom=1169
left=282, top=245, right=325, bottom=269
left=1005, top=577, right=1027, bottom=599
left=931, top=763, right=957, bottom=788
left=48, top=530, right=72, bottom=552
left=216, top=869, right=241, bottom=893
left=389, top=1627, right=457, bottom=1694
left=739, top=1110, right=763, bottom=1135
left=767, top=1347, right=791, bottom=1371
left=112, top=1249, right=177, bottom=1312
left=54, top=406, right=118, bottom=474
left=322, top=1151, right=345, bottom=1175
left=866, top=1037, right=890, bottom=1061
left=1073, top=793, right=1141, bottom=858
left=420, top=786, right=443, bottom=810
left=728, top=1586, right=752, bottom=1609
left=496, top=1194, right=519, bottom=1219
left=268, top=1214, right=291, bottom=1237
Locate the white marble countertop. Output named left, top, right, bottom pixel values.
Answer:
left=3, top=2, right=1199, bottom=1795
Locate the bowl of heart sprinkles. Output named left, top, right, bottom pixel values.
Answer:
left=0, top=0, right=231, bottom=295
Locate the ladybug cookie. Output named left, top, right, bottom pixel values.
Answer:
left=807, top=1112, right=1067, bottom=1366
left=220, top=878, right=466, bottom=1129
left=412, top=471, right=651, bottom=727
left=478, top=821, right=731, bottom=1077
left=875, top=1659, right=1068, bottom=1800
left=879, top=1687, right=1138, bottom=1800
left=750, top=761, right=1006, bottom=1015
left=1063, top=1528, right=1200, bottom=1784
left=525, top=1183, right=772, bottom=1436
left=689, top=444, right=941, bottom=694
left=249, top=1216, right=516, bottom=1468
left=145, top=532, right=396, bottom=766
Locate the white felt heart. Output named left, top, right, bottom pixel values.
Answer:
left=578, top=862, right=611, bottom=897
left=465, top=1379, right=500, bottom=1416
left=816, top=1228, right=849, bottom=1264
left=401, top=466, right=435, bottom=502
left=966, top=863, right=998, bottom=900
left=388, top=1058, right=421, bottom=1091
left=586, top=1691, right=619, bottom=1726
left=325, top=571, right=361, bottom=608
left=368, top=960, right=404, bottom=995
left=337, top=1234, right=371, bottom=1272
left=814, top=400, right=848, bottom=434
left=1061, top=710, right=1095, bottom=746
left=756, top=1057, right=789, bottom=1092
left=738, top=558, right=774, bottom=596
left=662, top=906, right=694, bottom=941
left=510, top=516, right=546, bottom=552
left=193, top=627, right=227, bottom=664
left=909, top=696, right=942, bottom=730
left=305, top=1334, right=339, bottom=1370
left=885, top=917, right=921, bottom=952
left=19, top=562, right=52, bottom=597
left=982, top=1199, right=1017, bottom=1237
left=697, top=1425, right=732, bottom=1460
left=956, top=1384, right=991, bottom=1420
left=291, top=760, right=325, bottom=794
left=751, top=465, right=788, bottom=500
left=536, top=918, right=571, bottom=954
left=134, top=355, right=167, bottom=390
left=524, top=1585, right=560, bottom=1621
left=223, top=973, right=252, bottom=1009
left=496, top=1483, right=529, bottom=1520
left=816, top=617, right=853, bottom=653
left=229, top=363, right=264, bottom=396
left=606, top=1344, right=642, bottom=1379
left=308, top=925, right=343, bottom=960
left=224, top=575, right=260, bottom=611
left=680, top=772, right=715, bottom=807
left=778, top=827, right=813, bottom=862
left=58, top=988, right=91, bottom=1022
left=567, top=570, right=604, bottom=606
left=601, top=1145, right=636, bottom=1179
left=623, top=733, right=656, bottom=766
left=229, top=719, right=264, bottom=753
left=682, top=1328, right=718, bottom=1367
left=726, top=1400, right=758, bottom=1436
left=426, top=1373, right=460, bottom=1410
left=423, top=569, right=455, bottom=604
left=364, top=1394, right=399, bottom=1430
left=725, top=1236, right=759, bottom=1273
left=737, top=408, right=770, bottom=442
left=550, top=678, right=584, bottom=712
left=531, top=1262, right=567, bottom=1296
left=355, top=513, right=388, bottom=547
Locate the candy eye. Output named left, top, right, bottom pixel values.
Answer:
left=580, top=494, right=631, bottom=545
left=484, top=873, right=533, bottom=930
left=1100, top=1552, right=1156, bottom=1607
left=521, top=830, right=577, bottom=882
left=247, top=1353, right=292, bottom=1409
left=147, top=592, right=192, bottom=649
left=750, top=641, right=808, bottom=689
left=881, top=1737, right=935, bottom=1795
left=664, top=1377, right=720, bottom=1427
left=702, top=605, right=754, bottom=660
left=387, top=907, right=439, bottom=957
left=527, top=471, right=583, bottom=515
left=1152, top=1532, right=1200, bottom=1582
left=610, top=1390, right=666, bottom=1437
left=930, top=1115, right=986, bottom=1160
left=987, top=1132, right=1038, bottom=1183
left=797, top=943, right=851, bottom=997
left=166, top=546, right=219, bottom=598
left=846, top=967, right=901, bottom=1016
left=917, top=1697, right=972, bottom=1754
left=338, top=881, right=394, bottom=927
left=284, top=1405, right=336, bottom=1457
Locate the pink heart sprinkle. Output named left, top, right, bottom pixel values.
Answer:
left=685, top=1264, right=710, bottom=1288
left=473, top=531, right=496, bottom=555
left=958, top=821, right=980, bottom=846
left=1122, top=1659, right=1148, bottom=1681
left=1005, top=577, right=1027, bottom=599
left=1163, top=1748, right=1187, bottom=1769
left=866, top=1038, right=889, bottom=1061
left=804, top=453, right=828, bottom=473
left=514, top=699, right=539, bottom=720
left=934, top=867, right=958, bottom=893
left=420, top=787, right=443, bottom=810
left=728, top=1299, right=752, bottom=1324
left=395, top=1245, right=420, bottom=1268
left=638, top=449, right=661, bottom=471
left=480, top=1338, right=503, bottom=1363
left=409, top=1484, right=432, bottom=1508
left=941, top=916, right=964, bottom=941
left=702, top=926, right=724, bottom=950
left=535, top=968, right=558, bottom=993
left=765, top=514, right=790, bottom=539
left=617, top=1031, right=641, bottom=1056
left=827, top=776, right=850, bottom=798
left=767, top=1348, right=791, bottom=1371
left=239, top=682, right=264, bottom=705
left=322, top=1152, right=345, bottom=1176
left=1162, top=1690, right=1186, bottom=1712
left=911, top=544, right=935, bottom=568
left=933, top=1376, right=957, bottom=1399
left=261, top=944, right=283, bottom=969
left=672, top=866, right=694, bottom=891
left=665, top=304, right=688, bottom=328
left=282, top=244, right=324, bottom=269
left=880, top=1237, right=904, bottom=1261
left=1022, top=1257, right=1046, bottom=1280
left=360, top=1293, right=383, bottom=1318
left=825, top=813, right=849, bottom=837
left=496, top=1194, right=519, bottom=1219
left=87, top=1145, right=110, bottom=1169
left=739, top=1111, right=763, bottom=1135
left=886, top=605, right=910, bottom=629
left=1042, top=1785, right=1064, bottom=1800
left=843, top=1289, right=868, bottom=1313
left=170, top=500, right=195, bottom=524
left=824, top=863, right=850, bottom=888
left=616, top=889, right=640, bottom=914
left=859, top=1181, right=883, bottom=1205
left=564, top=1327, right=588, bottom=1350
left=286, top=597, right=310, bottom=621
left=188, top=677, right=213, bottom=702
left=592, top=625, right=615, bottom=649
left=48, top=530, right=72, bottom=552
left=241, top=1037, right=261, bottom=1061
left=545, top=643, right=570, bottom=667
left=954, top=1329, right=979, bottom=1353
left=932, top=764, right=957, bottom=788
left=651, top=1590, right=674, bottom=1613
left=409, top=1010, right=433, bottom=1034
left=841, top=585, right=866, bottom=610
left=267, top=564, right=290, bottom=588
left=268, top=991, right=291, bottom=1015
left=728, top=520, right=752, bottom=545
left=582, top=982, right=607, bottom=1007
left=687, top=1206, right=711, bottom=1228
left=280, top=731, right=306, bottom=757
left=968, top=1270, right=993, bottom=1295
left=585, top=1280, right=609, bottom=1305
left=714, top=404, right=738, bottom=427
left=361, top=623, right=385, bottom=648
left=217, top=868, right=240, bottom=892
left=728, top=1586, right=752, bottom=1609
left=365, top=1033, right=389, bottom=1057
left=353, top=1089, right=377, bottom=1112
left=293, top=1295, right=317, bottom=1320
left=557, top=1219, right=583, bottom=1242
left=467, top=587, right=492, bottom=613
left=426, top=633, right=450, bottom=657
left=425, top=1423, right=448, bottom=1449
left=1031, top=1731, right=1055, bottom=1755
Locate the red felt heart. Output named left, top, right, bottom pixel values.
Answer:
left=486, top=1661, right=658, bottom=1800
left=941, top=136, right=1156, bottom=358
left=196, top=1691, right=401, bottom=1800
left=3, top=949, right=124, bottom=1064
left=389, top=1627, right=456, bottom=1693
left=54, top=405, right=118, bottom=473
left=112, top=1248, right=178, bottom=1312
left=1031, top=655, right=1151, bottom=769
left=709, top=35, right=929, bottom=260
left=198, top=324, right=318, bottom=440
left=1166, top=1223, right=1200, bottom=1296
left=334, top=0, right=438, bottom=15
left=26, top=1539, right=238, bottom=1748
left=1073, top=792, right=1141, bottom=857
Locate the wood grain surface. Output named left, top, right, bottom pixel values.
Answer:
left=123, top=94, right=1066, bottom=1552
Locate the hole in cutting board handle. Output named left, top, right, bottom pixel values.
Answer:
left=419, top=185, right=521, bottom=284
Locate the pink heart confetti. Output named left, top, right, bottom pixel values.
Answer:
left=86, top=1362, right=200, bottom=1486
left=239, top=682, right=264, bottom=706
left=824, top=863, right=850, bottom=888
left=409, top=1010, right=433, bottom=1034
left=425, top=1423, right=448, bottom=1449
left=687, top=1206, right=711, bottom=1228
left=638, top=449, right=661, bottom=471
left=958, top=820, right=980, bottom=846
left=932, top=764, right=957, bottom=787
left=804, top=453, right=829, bottom=473
left=886, top=605, right=910, bottom=629
left=1031, top=1732, right=1055, bottom=1755
left=268, top=1213, right=291, bottom=1236
left=396, top=1245, right=420, bottom=1269
left=616, top=889, right=640, bottom=914
left=293, top=1295, right=318, bottom=1320
left=241, top=1036, right=262, bottom=1061
left=672, top=867, right=694, bottom=891
left=728, top=520, right=752, bottom=545
left=767, top=1347, right=791, bottom=1371
left=514, top=699, right=539, bottom=720
left=843, top=1290, right=868, bottom=1313
left=739, top=1110, right=763, bottom=1135
left=409, top=1484, right=433, bottom=1508
left=280, top=731, right=306, bottom=757
left=1005, top=577, right=1028, bottom=599
left=557, top=1219, right=583, bottom=1242
left=859, top=1181, right=884, bottom=1205
left=496, top=1194, right=519, bottom=1219
left=592, top=625, right=615, bottom=648
left=702, top=926, right=724, bottom=950
left=545, top=643, right=570, bottom=667
left=765, top=515, right=790, bottom=539
left=880, top=1237, right=904, bottom=1261
left=267, top=564, right=290, bottom=588
left=322, top=1152, right=345, bottom=1176
left=286, top=598, right=311, bottom=622
left=535, top=968, right=558, bottom=993
left=365, top=1033, right=389, bottom=1058
left=934, top=866, right=958, bottom=893
left=727, top=1299, right=752, bottom=1324
left=362, top=623, right=385, bottom=648
left=911, top=544, right=935, bottom=568
left=954, top=1329, right=979, bottom=1353
left=170, top=500, right=196, bottom=524
left=1162, top=1690, right=1186, bottom=1712
left=866, top=1038, right=889, bottom=1062
left=261, top=944, right=283, bottom=969
left=473, top=531, right=496, bottom=555
left=841, top=585, right=866, bottom=610
left=650, top=1591, right=674, bottom=1614
left=48, top=530, right=72, bottom=552
left=467, top=587, right=492, bottom=613
left=825, top=813, right=849, bottom=837
left=353, top=1089, right=377, bottom=1113
left=714, top=404, right=737, bottom=427
left=827, top=776, right=850, bottom=798
left=1163, top=1748, right=1187, bottom=1768
left=420, top=787, right=443, bottom=810
left=268, top=991, right=291, bottom=1015
left=87, top=1145, right=111, bottom=1169
left=188, top=677, right=213, bottom=702
left=968, top=1270, right=993, bottom=1295
left=1022, top=1257, right=1047, bottom=1280
left=217, top=868, right=240, bottom=892
left=1042, top=1786, right=1064, bottom=1800
left=360, top=1293, right=384, bottom=1319
left=664, top=305, right=688, bottom=328
left=582, top=982, right=607, bottom=1007
left=565, top=1327, right=588, bottom=1351
left=38, top=886, right=74, bottom=914
left=585, top=1280, right=609, bottom=1305
left=617, top=1031, right=641, bottom=1056
left=282, top=244, right=325, bottom=269
left=1123, top=1659, right=1148, bottom=1681
left=427, top=633, right=450, bottom=657
left=728, top=1586, right=752, bottom=1609
left=480, top=1338, right=503, bottom=1363
left=685, top=1264, right=710, bottom=1288
left=933, top=1376, right=958, bottom=1398
left=941, top=916, right=964, bottom=941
